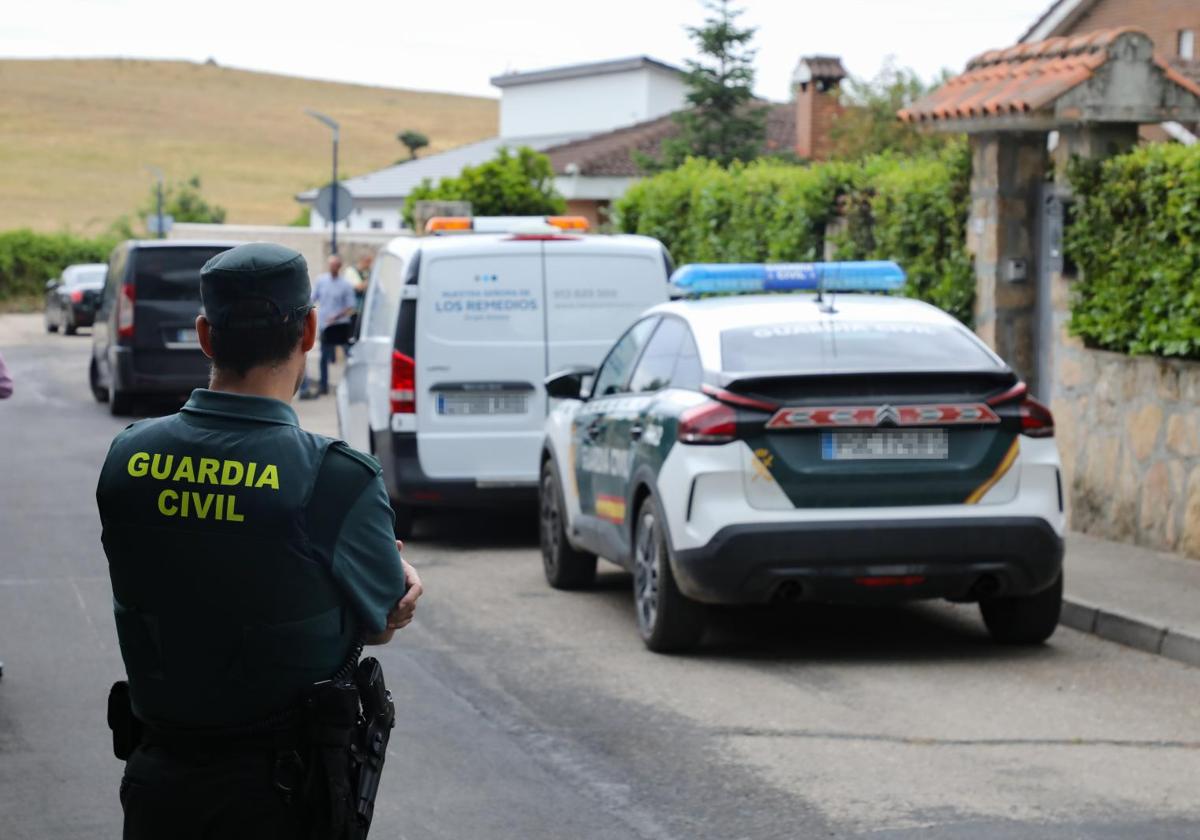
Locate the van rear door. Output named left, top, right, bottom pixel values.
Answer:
left=131, top=245, right=229, bottom=380
left=414, top=239, right=546, bottom=482
left=543, top=239, right=668, bottom=374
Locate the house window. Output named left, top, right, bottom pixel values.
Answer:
left=370, top=219, right=384, bottom=230
left=1180, top=30, right=1196, bottom=60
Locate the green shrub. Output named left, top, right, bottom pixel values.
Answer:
left=0, top=229, right=119, bottom=301
left=615, top=143, right=974, bottom=324
left=403, top=146, right=564, bottom=227
left=1066, top=143, right=1200, bottom=358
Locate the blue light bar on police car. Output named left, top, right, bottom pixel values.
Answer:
left=669, top=261, right=906, bottom=296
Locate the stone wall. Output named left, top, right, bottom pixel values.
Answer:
left=1053, top=335, right=1200, bottom=558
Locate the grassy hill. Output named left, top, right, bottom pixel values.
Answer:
left=0, top=59, right=498, bottom=233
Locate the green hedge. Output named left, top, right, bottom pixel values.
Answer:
left=615, top=143, right=975, bottom=324
left=0, top=229, right=118, bottom=301
left=1066, top=144, right=1200, bottom=358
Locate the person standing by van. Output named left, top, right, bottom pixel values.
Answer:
left=306, top=255, right=357, bottom=397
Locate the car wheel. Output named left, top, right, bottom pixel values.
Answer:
left=391, top=502, right=415, bottom=541
left=109, top=380, right=134, bottom=416
left=90, top=359, right=109, bottom=403
left=980, top=572, right=1062, bottom=645
left=64, top=311, right=77, bottom=336
left=46, top=312, right=58, bottom=333
left=539, top=460, right=596, bottom=590
left=633, top=495, right=705, bottom=653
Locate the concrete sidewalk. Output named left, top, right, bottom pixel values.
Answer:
left=1064, top=533, right=1200, bottom=667
left=291, top=381, right=1198, bottom=668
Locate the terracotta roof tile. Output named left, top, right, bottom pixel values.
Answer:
left=546, top=104, right=796, bottom=178
left=899, top=27, right=1200, bottom=124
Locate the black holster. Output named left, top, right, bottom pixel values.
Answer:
left=107, top=681, right=144, bottom=761
left=301, top=678, right=360, bottom=840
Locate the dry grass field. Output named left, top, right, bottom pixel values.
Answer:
left=0, top=59, right=498, bottom=233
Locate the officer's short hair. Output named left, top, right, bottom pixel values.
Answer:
left=208, top=300, right=305, bottom=377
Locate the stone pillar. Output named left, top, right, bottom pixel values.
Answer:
left=966, top=132, right=1047, bottom=388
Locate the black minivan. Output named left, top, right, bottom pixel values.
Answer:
left=90, top=240, right=237, bottom=415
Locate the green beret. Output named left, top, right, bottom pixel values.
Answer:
left=200, top=243, right=311, bottom=328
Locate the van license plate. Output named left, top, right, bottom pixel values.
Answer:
left=436, top=392, right=528, bottom=416
left=822, top=430, right=948, bottom=460
left=176, top=328, right=199, bottom=344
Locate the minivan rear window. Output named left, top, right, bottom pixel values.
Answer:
left=721, top=320, right=1000, bottom=373
left=132, top=247, right=229, bottom=301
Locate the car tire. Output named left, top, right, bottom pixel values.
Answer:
left=109, top=380, right=134, bottom=416
left=90, top=359, right=109, bottom=403
left=391, top=503, right=415, bottom=541
left=64, top=312, right=77, bottom=336
left=46, top=314, right=58, bottom=333
left=980, top=572, right=1062, bottom=645
left=633, top=495, right=706, bottom=653
left=539, top=460, right=596, bottom=590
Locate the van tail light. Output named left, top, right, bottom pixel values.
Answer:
left=390, top=351, right=415, bottom=414
left=116, top=284, right=135, bottom=341
left=987, top=382, right=1054, bottom=438
left=678, top=401, right=737, bottom=444
left=1019, top=395, right=1054, bottom=438
left=69, top=289, right=84, bottom=304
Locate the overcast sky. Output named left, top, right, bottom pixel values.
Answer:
left=2, top=0, right=1051, bottom=100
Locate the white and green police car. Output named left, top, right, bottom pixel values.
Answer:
left=538, top=262, right=1064, bottom=652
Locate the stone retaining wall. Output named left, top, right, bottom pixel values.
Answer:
left=1052, top=339, right=1200, bottom=558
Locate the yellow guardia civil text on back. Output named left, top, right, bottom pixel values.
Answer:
left=125, top=451, right=281, bottom=523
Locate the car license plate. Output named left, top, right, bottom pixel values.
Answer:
left=177, top=328, right=199, bottom=344
left=822, top=429, right=948, bottom=460
left=436, top=392, right=528, bottom=416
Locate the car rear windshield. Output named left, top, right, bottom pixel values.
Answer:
left=68, top=267, right=106, bottom=286
left=720, top=320, right=1000, bottom=373
left=131, top=247, right=229, bottom=301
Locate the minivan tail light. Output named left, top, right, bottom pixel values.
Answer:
left=678, top=401, right=737, bottom=444
left=69, top=289, right=84, bottom=304
left=116, top=284, right=135, bottom=341
left=1019, top=395, right=1054, bottom=438
left=390, top=350, right=415, bottom=414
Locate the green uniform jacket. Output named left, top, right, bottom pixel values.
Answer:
left=96, top=389, right=406, bottom=728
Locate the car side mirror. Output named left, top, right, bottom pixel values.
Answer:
left=545, top=367, right=596, bottom=400
left=46, top=278, right=59, bottom=290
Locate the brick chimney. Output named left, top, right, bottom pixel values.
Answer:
left=793, top=55, right=847, bottom=161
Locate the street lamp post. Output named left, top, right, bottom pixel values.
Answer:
left=305, top=109, right=341, bottom=255
left=146, top=166, right=165, bottom=239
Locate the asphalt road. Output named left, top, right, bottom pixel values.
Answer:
left=1, top=312, right=1198, bottom=839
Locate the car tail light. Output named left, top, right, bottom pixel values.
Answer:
left=1019, top=395, right=1054, bottom=438
left=678, top=401, right=736, bottom=444
left=390, top=350, right=415, bottom=414
left=69, top=289, right=84, bottom=304
left=987, top=382, right=1054, bottom=438
left=116, top=284, right=135, bottom=341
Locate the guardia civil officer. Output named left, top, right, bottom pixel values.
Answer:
left=96, top=243, right=423, bottom=839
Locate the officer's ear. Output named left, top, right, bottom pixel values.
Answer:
left=196, top=315, right=215, bottom=360
left=300, top=307, right=318, bottom=354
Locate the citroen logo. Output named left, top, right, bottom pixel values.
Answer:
left=876, top=405, right=899, bottom=426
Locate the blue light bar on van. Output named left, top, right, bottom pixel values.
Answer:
left=669, top=261, right=906, bottom=297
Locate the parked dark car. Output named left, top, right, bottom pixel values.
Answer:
left=45, top=263, right=106, bottom=335
left=90, top=240, right=237, bottom=415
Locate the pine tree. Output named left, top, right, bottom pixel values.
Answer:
left=655, top=0, right=766, bottom=169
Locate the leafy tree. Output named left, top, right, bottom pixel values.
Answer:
left=138, top=175, right=226, bottom=227
left=649, top=0, right=766, bottom=170
left=398, top=129, right=430, bottom=161
left=828, top=61, right=957, bottom=161
left=403, top=146, right=565, bottom=227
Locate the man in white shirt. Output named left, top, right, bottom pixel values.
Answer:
left=304, top=255, right=357, bottom=397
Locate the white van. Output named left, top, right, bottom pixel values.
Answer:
left=336, top=230, right=671, bottom=533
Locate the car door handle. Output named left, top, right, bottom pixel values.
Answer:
left=629, top=423, right=644, bottom=441
left=586, top=421, right=604, bottom=440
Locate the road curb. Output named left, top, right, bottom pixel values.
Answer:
left=1061, top=596, right=1200, bottom=667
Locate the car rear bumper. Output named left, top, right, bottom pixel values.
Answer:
left=69, top=304, right=97, bottom=326
left=112, top=347, right=210, bottom=395
left=375, top=431, right=537, bottom=510
left=670, top=516, right=1063, bottom=605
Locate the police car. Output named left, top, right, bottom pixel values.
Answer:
left=538, top=262, right=1064, bottom=652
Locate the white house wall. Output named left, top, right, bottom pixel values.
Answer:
left=499, top=69, right=686, bottom=138
left=310, top=203, right=407, bottom=232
